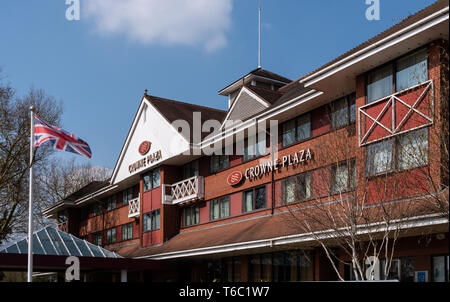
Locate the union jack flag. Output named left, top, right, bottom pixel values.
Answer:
left=33, top=114, right=92, bottom=158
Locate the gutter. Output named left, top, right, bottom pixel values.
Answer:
left=136, top=214, right=448, bottom=260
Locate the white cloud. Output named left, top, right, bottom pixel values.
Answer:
left=83, top=0, right=233, bottom=52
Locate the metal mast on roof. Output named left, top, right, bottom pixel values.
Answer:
left=258, top=1, right=262, bottom=68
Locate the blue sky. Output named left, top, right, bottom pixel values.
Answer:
left=0, top=0, right=435, bottom=169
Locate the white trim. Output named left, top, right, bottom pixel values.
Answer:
left=204, top=89, right=321, bottom=146
left=300, top=7, right=449, bottom=87
left=137, top=214, right=448, bottom=260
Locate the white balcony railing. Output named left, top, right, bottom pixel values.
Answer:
left=162, top=176, right=204, bottom=205
left=128, top=194, right=140, bottom=218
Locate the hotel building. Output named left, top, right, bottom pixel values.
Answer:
left=42, top=0, right=449, bottom=282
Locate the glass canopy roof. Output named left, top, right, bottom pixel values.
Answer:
left=0, top=226, right=122, bottom=258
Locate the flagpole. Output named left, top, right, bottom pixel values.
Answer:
left=27, top=106, right=34, bottom=282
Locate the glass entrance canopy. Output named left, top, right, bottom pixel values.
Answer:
left=0, top=226, right=121, bottom=258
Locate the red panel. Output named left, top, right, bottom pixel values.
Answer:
left=274, top=180, right=282, bottom=206
left=142, top=191, right=152, bottom=213
left=151, top=187, right=161, bottom=209
left=143, top=230, right=161, bottom=246
left=311, top=106, right=330, bottom=137
left=200, top=202, right=209, bottom=223
left=230, top=192, right=242, bottom=216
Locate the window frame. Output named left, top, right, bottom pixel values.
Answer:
left=143, top=209, right=161, bottom=232
left=106, top=227, right=117, bottom=245
left=330, top=159, right=356, bottom=194
left=121, top=222, right=133, bottom=241
left=366, top=47, right=428, bottom=104
left=329, top=93, right=356, bottom=131
left=122, top=187, right=134, bottom=206
left=281, top=113, right=312, bottom=148
left=143, top=168, right=161, bottom=192
left=281, top=171, right=313, bottom=205
left=210, top=148, right=230, bottom=174
left=106, top=195, right=117, bottom=212
left=365, top=128, right=429, bottom=177
left=242, top=186, right=267, bottom=213
left=209, top=196, right=230, bottom=221
left=182, top=205, right=200, bottom=227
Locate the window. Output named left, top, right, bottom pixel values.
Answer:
left=143, top=168, right=161, bottom=191
left=122, top=187, right=134, bottom=205
left=367, top=47, right=428, bottom=103
left=122, top=223, right=133, bottom=241
left=224, top=257, right=242, bottom=282
left=243, top=186, right=266, bottom=213
left=106, top=195, right=116, bottom=211
left=432, top=255, right=449, bottom=282
left=210, top=151, right=230, bottom=174
left=92, top=203, right=103, bottom=217
left=106, top=228, right=117, bottom=244
left=282, top=113, right=311, bottom=147
left=366, top=139, right=394, bottom=176
left=397, top=128, right=428, bottom=171
left=367, top=64, right=393, bottom=103
left=210, top=196, right=230, bottom=220
left=92, top=232, right=103, bottom=246
left=380, top=257, right=414, bottom=282
left=396, top=48, right=428, bottom=91
left=182, top=206, right=200, bottom=227
left=366, top=128, right=428, bottom=176
left=281, top=172, right=312, bottom=204
left=143, top=209, right=161, bottom=231
left=243, top=134, right=267, bottom=161
left=152, top=168, right=161, bottom=188
left=182, top=160, right=199, bottom=179
left=330, top=93, right=356, bottom=129
left=331, top=159, right=356, bottom=193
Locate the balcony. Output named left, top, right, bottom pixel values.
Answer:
left=162, top=176, right=204, bottom=205
left=128, top=194, right=140, bottom=218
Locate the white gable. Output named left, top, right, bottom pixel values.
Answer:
left=111, top=98, right=190, bottom=185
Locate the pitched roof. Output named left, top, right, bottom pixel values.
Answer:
left=148, top=95, right=227, bottom=140
left=219, top=67, right=292, bottom=95
left=245, top=85, right=285, bottom=104
left=282, top=0, right=449, bottom=90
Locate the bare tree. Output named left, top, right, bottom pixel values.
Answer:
left=0, top=80, right=63, bottom=244
left=34, top=158, right=112, bottom=228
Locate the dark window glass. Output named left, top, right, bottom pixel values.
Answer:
left=282, top=113, right=311, bottom=147
left=122, top=223, right=133, bottom=241
left=143, top=209, right=160, bottom=231
left=282, top=172, right=312, bottom=204
left=367, top=64, right=393, bottom=103
left=243, top=187, right=266, bottom=212
left=366, top=139, right=394, bottom=176
left=210, top=196, right=230, bottom=220
left=331, top=159, right=356, bottom=193
left=122, top=188, right=133, bottom=205
left=106, top=195, right=117, bottom=211
left=396, top=48, right=427, bottom=91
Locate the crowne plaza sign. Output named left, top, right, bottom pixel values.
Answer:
left=129, top=141, right=163, bottom=174
left=244, top=148, right=312, bottom=181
